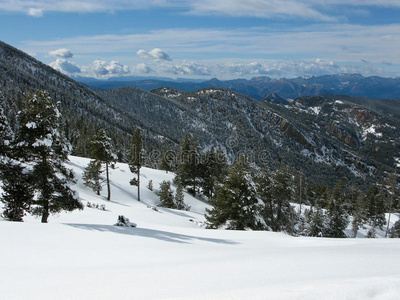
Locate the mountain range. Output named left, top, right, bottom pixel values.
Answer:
left=1, top=40, right=399, bottom=186
left=78, top=73, right=400, bottom=100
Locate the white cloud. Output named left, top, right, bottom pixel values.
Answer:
left=137, top=48, right=172, bottom=61
left=28, top=8, right=43, bottom=17
left=49, top=58, right=81, bottom=74
left=48, top=48, right=73, bottom=59
left=160, top=62, right=211, bottom=76
left=81, top=60, right=130, bottom=78
left=1, top=0, right=399, bottom=21
left=133, top=63, right=154, bottom=74
left=189, top=0, right=335, bottom=21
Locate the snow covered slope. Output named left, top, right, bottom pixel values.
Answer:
left=1, top=156, right=400, bottom=299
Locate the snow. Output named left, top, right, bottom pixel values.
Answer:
left=1, top=156, right=400, bottom=299
left=363, top=124, right=383, bottom=139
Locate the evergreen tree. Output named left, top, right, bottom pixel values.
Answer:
left=174, top=182, right=190, bottom=211
left=158, top=180, right=175, bottom=208
left=326, top=201, right=349, bottom=238
left=351, top=191, right=366, bottom=238
left=0, top=106, right=13, bottom=157
left=83, top=159, right=103, bottom=195
left=174, top=134, right=201, bottom=196
left=90, top=128, right=117, bottom=201
left=365, top=184, right=386, bottom=229
left=17, top=90, right=83, bottom=223
left=261, top=165, right=297, bottom=234
left=158, top=147, right=173, bottom=173
left=390, top=220, right=400, bottom=238
left=129, top=128, right=143, bottom=201
left=201, top=146, right=228, bottom=200
left=0, top=161, right=34, bottom=221
left=306, top=206, right=328, bottom=237
left=325, top=177, right=349, bottom=238
left=205, top=156, right=258, bottom=230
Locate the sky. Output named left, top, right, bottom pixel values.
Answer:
left=1, top=0, right=400, bottom=80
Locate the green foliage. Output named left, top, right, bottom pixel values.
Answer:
left=306, top=207, right=328, bottom=237
left=16, top=91, right=83, bottom=223
left=0, top=161, right=34, bottom=221
left=201, top=146, right=228, bottom=200
left=83, top=159, right=103, bottom=196
left=206, top=157, right=258, bottom=230
left=390, top=220, right=400, bottom=238
left=174, top=182, right=190, bottom=211
left=174, top=134, right=201, bottom=196
left=90, top=128, right=116, bottom=201
left=365, top=185, right=386, bottom=228
left=158, top=180, right=175, bottom=209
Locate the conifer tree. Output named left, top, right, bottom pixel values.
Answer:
left=201, top=146, right=228, bottom=200
left=158, top=180, right=175, bottom=208
left=365, top=184, right=386, bottom=228
left=259, top=164, right=296, bottom=233
left=129, top=128, right=143, bottom=201
left=174, top=134, right=201, bottom=196
left=83, top=159, right=103, bottom=195
left=0, top=162, right=33, bottom=221
left=0, top=106, right=13, bottom=157
left=158, top=147, right=173, bottom=173
left=206, top=156, right=258, bottom=230
left=174, top=182, right=190, bottom=211
left=90, top=128, right=117, bottom=201
left=311, top=207, right=328, bottom=237
left=17, top=90, right=83, bottom=223
left=327, top=201, right=349, bottom=238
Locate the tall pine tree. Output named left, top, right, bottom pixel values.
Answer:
left=129, top=128, right=143, bottom=201
left=90, top=128, right=117, bottom=201
left=17, top=90, right=83, bottom=223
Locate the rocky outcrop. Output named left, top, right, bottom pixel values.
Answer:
left=326, top=121, right=358, bottom=148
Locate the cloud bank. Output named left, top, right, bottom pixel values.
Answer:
left=49, top=48, right=73, bottom=59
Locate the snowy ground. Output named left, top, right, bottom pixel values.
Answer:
left=1, top=156, right=400, bottom=299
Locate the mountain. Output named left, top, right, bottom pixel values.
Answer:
left=0, top=40, right=146, bottom=159
left=79, top=74, right=400, bottom=100
left=99, top=87, right=400, bottom=186
left=1, top=40, right=399, bottom=186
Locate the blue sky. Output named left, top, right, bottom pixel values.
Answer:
left=1, top=0, right=400, bottom=80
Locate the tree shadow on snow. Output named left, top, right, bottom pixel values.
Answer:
left=65, top=223, right=238, bottom=245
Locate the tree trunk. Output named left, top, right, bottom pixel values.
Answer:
left=106, top=162, right=111, bottom=201
left=41, top=199, right=49, bottom=223
left=137, top=169, right=140, bottom=202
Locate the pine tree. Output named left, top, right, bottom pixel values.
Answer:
left=260, top=164, right=296, bottom=233
left=158, top=180, right=175, bottom=208
left=129, top=128, right=143, bottom=201
left=174, top=182, right=190, bottom=211
left=327, top=200, right=349, bottom=238
left=174, top=134, right=201, bottom=196
left=0, top=106, right=13, bottom=157
left=305, top=206, right=328, bottom=237
left=158, top=147, right=173, bottom=173
left=365, top=184, right=386, bottom=229
left=206, top=156, right=258, bottom=230
left=201, top=146, right=228, bottom=200
left=390, top=220, right=400, bottom=238
left=90, top=128, right=117, bottom=201
left=17, top=90, right=83, bottom=223
left=83, top=159, right=103, bottom=195
left=0, top=161, right=34, bottom=221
